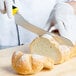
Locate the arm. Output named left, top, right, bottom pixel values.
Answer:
left=49, top=1, right=76, bottom=44
left=66, top=1, right=76, bottom=14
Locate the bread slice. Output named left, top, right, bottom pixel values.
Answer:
left=30, top=34, right=73, bottom=64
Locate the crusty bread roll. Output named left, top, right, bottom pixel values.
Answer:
left=30, top=34, right=75, bottom=64
left=12, top=51, right=54, bottom=75
left=70, top=45, right=76, bottom=58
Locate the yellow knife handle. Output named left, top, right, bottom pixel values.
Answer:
left=12, top=6, right=19, bottom=15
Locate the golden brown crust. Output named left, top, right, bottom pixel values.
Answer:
left=12, top=51, right=23, bottom=69
left=12, top=51, right=54, bottom=75
left=70, top=45, right=76, bottom=58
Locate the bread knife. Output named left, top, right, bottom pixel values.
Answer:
left=13, top=6, right=73, bottom=46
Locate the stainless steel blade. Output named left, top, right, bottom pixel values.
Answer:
left=14, top=13, right=73, bottom=46
left=14, top=13, right=48, bottom=36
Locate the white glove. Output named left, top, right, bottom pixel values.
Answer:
left=49, top=3, right=76, bottom=44
left=0, top=0, right=13, bottom=18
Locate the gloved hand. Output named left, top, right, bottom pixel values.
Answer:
left=0, top=0, right=13, bottom=18
left=49, top=3, right=76, bottom=44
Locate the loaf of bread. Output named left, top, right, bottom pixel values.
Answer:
left=30, top=34, right=75, bottom=64
left=70, top=45, right=76, bottom=58
left=12, top=51, right=54, bottom=75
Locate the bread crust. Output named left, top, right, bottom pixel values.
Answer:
left=12, top=51, right=54, bottom=75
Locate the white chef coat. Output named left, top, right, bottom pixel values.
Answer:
left=0, top=0, right=56, bottom=47
left=48, top=0, right=76, bottom=44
